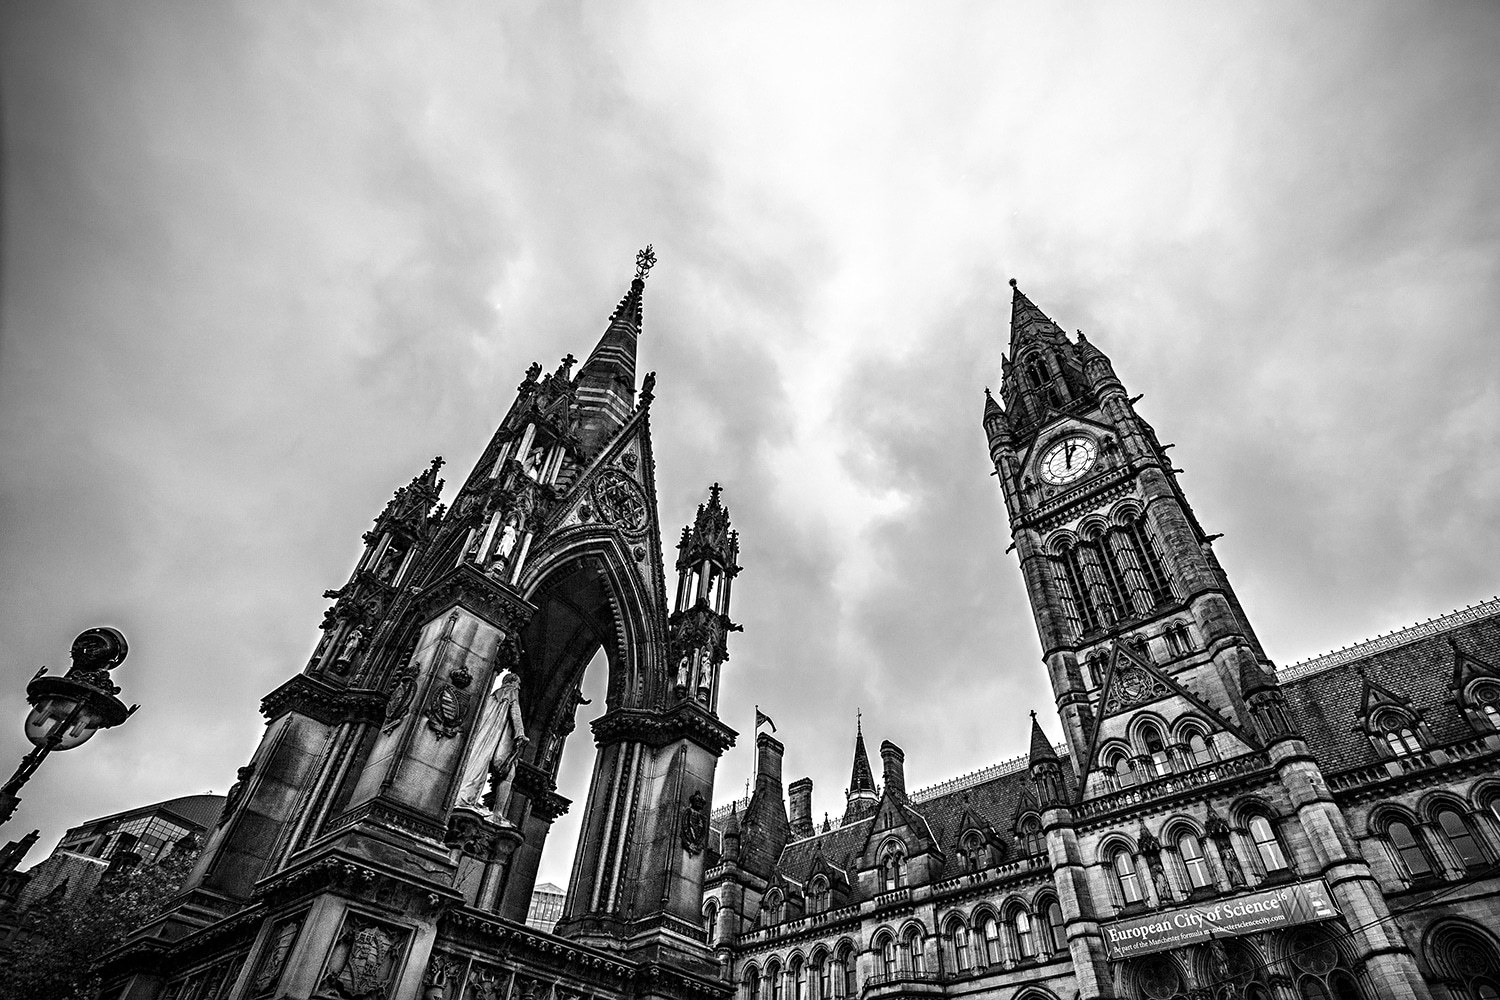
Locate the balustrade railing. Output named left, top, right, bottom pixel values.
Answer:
left=1076, top=752, right=1270, bottom=819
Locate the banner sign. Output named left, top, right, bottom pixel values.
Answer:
left=1102, top=880, right=1340, bottom=959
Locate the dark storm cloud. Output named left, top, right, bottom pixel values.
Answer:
left=2, top=1, right=1499, bottom=885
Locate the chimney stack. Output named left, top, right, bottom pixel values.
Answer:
left=789, top=778, right=814, bottom=839
left=880, top=740, right=906, bottom=801
left=755, top=733, right=785, bottom=792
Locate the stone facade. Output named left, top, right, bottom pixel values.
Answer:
left=702, top=283, right=1500, bottom=1000
left=95, top=272, right=1500, bottom=1000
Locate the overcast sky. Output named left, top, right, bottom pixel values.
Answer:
left=3, top=2, right=1499, bottom=888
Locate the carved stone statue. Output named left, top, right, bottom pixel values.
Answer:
left=332, top=627, right=364, bottom=675
left=374, top=544, right=404, bottom=583
left=454, top=668, right=528, bottom=819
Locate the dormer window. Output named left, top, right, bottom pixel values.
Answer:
left=808, top=875, right=830, bottom=913
left=1374, top=711, right=1423, bottom=757
left=1019, top=817, right=1044, bottom=857
left=962, top=831, right=986, bottom=871
left=763, top=889, right=785, bottom=926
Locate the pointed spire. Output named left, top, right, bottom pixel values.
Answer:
left=1007, top=277, right=1067, bottom=357
left=849, top=715, right=876, bottom=795
left=576, top=248, right=655, bottom=449
left=1027, top=710, right=1058, bottom=766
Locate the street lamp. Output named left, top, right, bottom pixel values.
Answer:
left=0, top=627, right=137, bottom=826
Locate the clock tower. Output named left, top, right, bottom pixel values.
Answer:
left=985, top=279, right=1433, bottom=1000
left=983, top=278, right=1271, bottom=788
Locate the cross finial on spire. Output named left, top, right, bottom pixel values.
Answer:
left=635, top=245, right=657, bottom=281
left=1009, top=277, right=1018, bottom=288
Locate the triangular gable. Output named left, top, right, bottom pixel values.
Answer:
left=532, top=402, right=671, bottom=617
left=1076, top=638, right=1262, bottom=796
left=1357, top=671, right=1411, bottom=716
left=860, top=793, right=938, bottom=858
left=1450, top=640, right=1500, bottom=692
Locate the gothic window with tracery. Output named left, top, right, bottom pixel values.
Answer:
left=1010, top=908, right=1036, bottom=960
left=1049, top=518, right=1174, bottom=640
left=1470, top=682, right=1500, bottom=731
left=1374, top=711, right=1423, bottom=757
left=1108, top=750, right=1136, bottom=790
left=746, top=967, right=761, bottom=1000
left=1134, top=954, right=1186, bottom=1000
left=792, top=957, right=806, bottom=1000
left=763, top=890, right=784, bottom=926
left=1039, top=897, right=1065, bottom=953
left=1425, top=921, right=1500, bottom=1000
left=1287, top=927, right=1364, bottom=1000
left=813, top=952, right=829, bottom=1000
left=880, top=843, right=906, bottom=891
left=768, top=963, right=782, bottom=1000
left=808, top=875, right=830, bottom=913
left=962, top=831, right=986, bottom=870
left=1019, top=817, right=1044, bottom=857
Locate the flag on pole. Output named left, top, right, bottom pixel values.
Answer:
left=756, top=707, right=776, bottom=732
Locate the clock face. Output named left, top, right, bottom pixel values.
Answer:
left=1039, top=435, right=1097, bottom=485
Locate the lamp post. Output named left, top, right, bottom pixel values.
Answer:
left=0, top=627, right=137, bottom=826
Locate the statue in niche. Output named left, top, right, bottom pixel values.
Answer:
left=332, top=627, right=364, bottom=675
left=454, top=668, right=528, bottom=819
left=495, top=510, right=522, bottom=562
left=374, top=544, right=404, bottom=583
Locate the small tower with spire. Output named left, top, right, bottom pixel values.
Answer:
left=842, top=715, right=879, bottom=823
left=668, top=482, right=742, bottom=712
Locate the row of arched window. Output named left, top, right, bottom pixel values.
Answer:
left=1102, top=814, right=1290, bottom=908
left=744, top=947, right=858, bottom=1000
left=1099, top=719, right=1218, bottom=790
left=1375, top=794, right=1498, bottom=885
left=1050, top=516, right=1174, bottom=637
left=943, top=899, right=1067, bottom=973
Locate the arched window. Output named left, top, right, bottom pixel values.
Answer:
left=704, top=901, right=718, bottom=943
left=1042, top=899, right=1066, bottom=953
left=1472, top=682, right=1500, bottom=731
left=1185, top=730, right=1215, bottom=768
left=1436, top=808, right=1487, bottom=869
left=902, top=927, right=925, bottom=974
left=1426, top=921, right=1500, bottom=1000
left=1177, top=832, right=1212, bottom=890
left=1113, top=848, right=1145, bottom=904
left=962, top=831, right=986, bottom=871
left=1288, top=927, right=1363, bottom=1000
left=813, top=953, right=829, bottom=1000
left=839, top=945, right=857, bottom=998
left=949, top=921, right=972, bottom=972
left=1247, top=815, right=1289, bottom=873
left=1385, top=819, right=1433, bottom=879
left=768, top=963, right=783, bottom=1000
left=764, top=889, right=785, bottom=925
left=980, top=915, right=1003, bottom=966
left=1140, top=723, right=1169, bottom=778
left=746, top=968, right=762, bottom=1000
left=1020, top=817, right=1044, bottom=857
left=1110, top=751, right=1136, bottom=789
left=809, top=876, right=830, bottom=914
left=1135, top=954, right=1185, bottom=1000
left=878, top=935, right=898, bottom=978
left=880, top=843, right=906, bottom=891
left=1376, top=712, right=1423, bottom=756
left=792, top=957, right=806, bottom=1000
left=1011, top=909, right=1036, bottom=959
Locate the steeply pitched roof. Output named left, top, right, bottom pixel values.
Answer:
left=1280, top=603, right=1500, bottom=772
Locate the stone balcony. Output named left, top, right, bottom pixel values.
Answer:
left=1074, top=751, right=1272, bottom=821
left=861, top=970, right=944, bottom=1000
